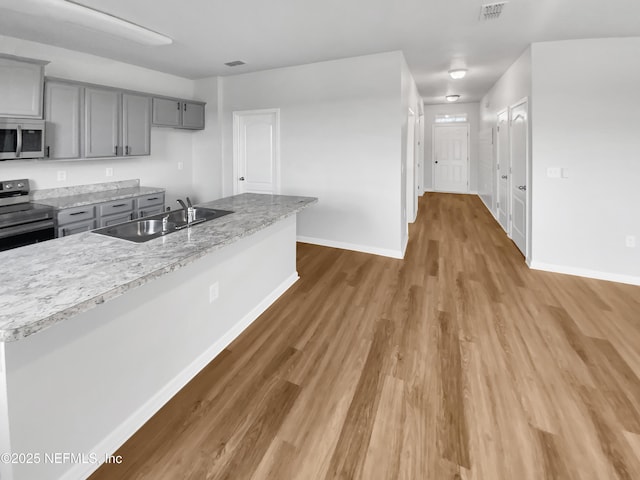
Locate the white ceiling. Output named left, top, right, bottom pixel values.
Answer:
left=1, top=0, right=640, bottom=104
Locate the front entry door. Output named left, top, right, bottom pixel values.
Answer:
left=433, top=124, right=469, bottom=193
left=509, top=100, right=528, bottom=256
left=496, top=110, right=510, bottom=232
left=233, top=109, right=280, bottom=194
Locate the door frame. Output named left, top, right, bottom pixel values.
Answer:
left=496, top=108, right=510, bottom=234
left=508, top=96, right=530, bottom=260
left=431, top=123, right=470, bottom=193
left=232, top=108, right=281, bottom=195
left=407, top=107, right=417, bottom=223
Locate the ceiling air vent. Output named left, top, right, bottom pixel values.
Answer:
left=479, top=2, right=508, bottom=21
left=224, top=60, right=246, bottom=67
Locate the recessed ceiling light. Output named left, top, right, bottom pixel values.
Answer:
left=446, top=95, right=461, bottom=102
left=2, top=0, right=172, bottom=46
left=448, top=69, right=467, bottom=79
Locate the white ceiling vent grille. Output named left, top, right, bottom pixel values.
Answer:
left=479, top=2, right=508, bottom=21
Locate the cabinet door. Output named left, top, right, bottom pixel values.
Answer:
left=181, top=102, right=205, bottom=129
left=0, top=56, right=44, bottom=118
left=44, top=81, right=82, bottom=159
left=99, top=211, right=134, bottom=228
left=58, top=219, right=96, bottom=237
left=122, top=93, right=151, bottom=156
left=152, top=98, right=181, bottom=127
left=84, top=87, right=120, bottom=158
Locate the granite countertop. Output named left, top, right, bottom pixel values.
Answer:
left=35, top=186, right=166, bottom=210
left=0, top=193, right=317, bottom=342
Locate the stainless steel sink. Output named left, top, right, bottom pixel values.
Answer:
left=93, top=207, right=233, bottom=243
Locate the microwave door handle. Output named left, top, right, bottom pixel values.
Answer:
left=16, top=125, right=22, bottom=158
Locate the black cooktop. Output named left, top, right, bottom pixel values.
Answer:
left=0, top=202, right=55, bottom=228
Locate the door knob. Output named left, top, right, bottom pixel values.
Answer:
left=239, top=177, right=245, bottom=181
left=518, top=185, right=526, bottom=191
left=501, top=175, right=508, bottom=179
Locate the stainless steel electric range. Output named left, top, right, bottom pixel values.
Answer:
left=0, top=179, right=55, bottom=252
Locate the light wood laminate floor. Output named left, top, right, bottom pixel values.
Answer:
left=91, top=193, right=640, bottom=480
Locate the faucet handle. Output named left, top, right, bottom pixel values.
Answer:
left=186, top=197, right=193, bottom=208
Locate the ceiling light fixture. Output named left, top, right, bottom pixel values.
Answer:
left=448, top=69, right=467, bottom=80
left=2, top=0, right=173, bottom=46
left=446, top=95, right=461, bottom=102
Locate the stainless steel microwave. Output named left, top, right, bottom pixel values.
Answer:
left=0, top=118, right=46, bottom=160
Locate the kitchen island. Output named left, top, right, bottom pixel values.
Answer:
left=0, top=193, right=316, bottom=480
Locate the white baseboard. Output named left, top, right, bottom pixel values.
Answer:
left=66, top=272, right=300, bottom=480
left=401, top=234, right=409, bottom=258
left=297, top=235, right=403, bottom=259
left=528, top=261, right=640, bottom=286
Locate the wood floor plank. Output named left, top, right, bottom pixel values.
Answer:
left=91, top=193, right=640, bottom=480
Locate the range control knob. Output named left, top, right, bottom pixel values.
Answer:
left=16, top=183, right=24, bottom=188
left=5, top=183, right=13, bottom=189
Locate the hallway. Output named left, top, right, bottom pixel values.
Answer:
left=92, top=193, right=640, bottom=479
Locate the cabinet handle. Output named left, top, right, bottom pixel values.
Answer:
left=70, top=211, right=87, bottom=216
left=147, top=197, right=158, bottom=201
left=177, top=102, right=180, bottom=110
left=112, top=204, right=126, bottom=208
left=114, top=145, right=118, bottom=155
left=125, top=146, right=130, bottom=155
left=46, top=146, right=50, bottom=158
left=184, top=103, right=187, bottom=111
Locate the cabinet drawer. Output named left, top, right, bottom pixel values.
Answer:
left=99, top=199, right=134, bottom=216
left=58, top=219, right=96, bottom=237
left=58, top=205, right=95, bottom=225
left=138, top=206, right=164, bottom=218
left=99, top=211, right=134, bottom=228
left=136, top=193, right=164, bottom=209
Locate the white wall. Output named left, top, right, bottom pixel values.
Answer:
left=423, top=102, right=480, bottom=192
left=478, top=47, right=532, bottom=211
left=218, top=52, right=407, bottom=257
left=0, top=35, right=200, bottom=207
left=530, top=38, right=640, bottom=283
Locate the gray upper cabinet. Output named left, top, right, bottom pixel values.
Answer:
left=122, top=94, right=151, bottom=156
left=0, top=54, right=48, bottom=118
left=84, top=87, right=120, bottom=158
left=44, top=81, right=81, bottom=159
left=182, top=102, right=205, bottom=129
left=152, top=98, right=181, bottom=127
left=152, top=97, right=205, bottom=130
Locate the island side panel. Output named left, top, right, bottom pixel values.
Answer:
left=4, top=215, right=297, bottom=480
left=0, top=344, right=15, bottom=480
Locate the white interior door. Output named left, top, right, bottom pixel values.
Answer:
left=433, top=124, right=469, bottom=193
left=509, top=100, right=528, bottom=256
left=407, top=109, right=417, bottom=223
left=233, top=109, right=280, bottom=194
left=496, top=110, right=510, bottom=232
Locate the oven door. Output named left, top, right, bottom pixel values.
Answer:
left=0, top=219, right=55, bottom=251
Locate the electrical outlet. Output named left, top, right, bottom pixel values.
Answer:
left=626, top=235, right=636, bottom=248
left=209, top=282, right=219, bottom=303
left=57, top=170, right=66, bottom=181
left=546, top=167, right=561, bottom=178
left=177, top=162, right=184, bottom=171
left=105, top=167, right=113, bottom=177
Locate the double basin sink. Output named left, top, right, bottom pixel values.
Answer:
left=93, top=207, right=233, bottom=243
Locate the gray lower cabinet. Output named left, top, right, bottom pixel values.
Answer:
left=84, top=87, right=120, bottom=158
left=44, top=81, right=82, bottom=159
left=137, top=193, right=165, bottom=218
left=98, top=199, right=135, bottom=227
left=56, top=193, right=164, bottom=237
left=57, top=205, right=97, bottom=237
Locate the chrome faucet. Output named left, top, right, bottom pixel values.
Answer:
left=177, top=198, right=196, bottom=224
left=161, top=214, right=170, bottom=233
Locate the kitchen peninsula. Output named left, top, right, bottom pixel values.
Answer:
left=0, top=193, right=316, bottom=480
